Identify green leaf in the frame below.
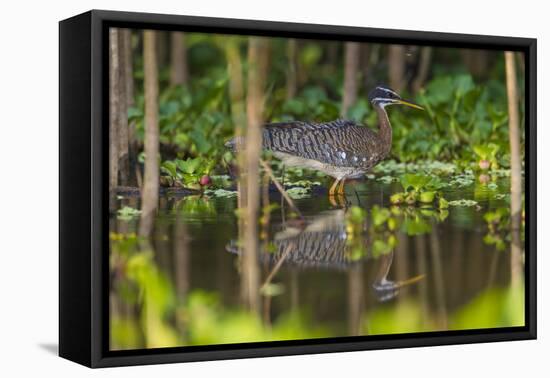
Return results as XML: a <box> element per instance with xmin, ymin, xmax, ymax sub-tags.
<box><xmin>419</xmin><ymin>191</ymin><xmax>436</xmax><ymax>203</ymax></box>
<box><xmin>161</xmin><ymin>161</ymin><xmax>178</xmax><ymax>178</ymax></box>
<box><xmin>454</xmin><ymin>74</ymin><xmax>475</xmax><ymax>97</ymax></box>
<box><xmin>189</xmin><ymin>129</ymin><xmax>212</xmax><ymax>154</ymax></box>
<box><xmin>347</xmin><ymin>98</ymin><xmax>370</xmax><ymax>121</ymax></box>
<box><xmin>400</xmin><ymin>173</ymin><xmax>431</xmax><ymax>192</ymax></box>
<box><xmin>371</xmin><ymin>206</ymin><xmax>391</xmax><ymax>227</ymax></box>
<box><xmin>176</xmin><ymin>157</ymin><xmax>202</xmax><ymax>174</ymax></box>
<box><xmin>159</xmin><ymin>100</ymin><xmax>180</xmax><ymax>117</ymax></box>
<box><xmin>300</xmin><ymin>44</ymin><xmax>323</xmax><ymax>67</ymax></box>
<box><xmin>390</xmin><ymin>193</ymin><xmax>405</xmax><ymax>205</ymax></box>
<box><xmin>372</xmin><ymin>240</ymin><xmax>393</xmax><ymax>257</ymax></box>
<box><xmin>425</xmin><ymin>76</ymin><xmax>454</xmax><ymax>105</ymax></box>
<box><xmin>347</xmin><ymin>206</ymin><xmax>367</xmax><ymax>224</ymax></box>
<box><xmin>403</xmin><ymin>217</ymin><xmax>432</xmax><ymax>236</ymax></box>
<box><xmin>473</xmin><ymin>145</ymin><xmax>492</xmax><ymax>159</ymax></box>
<box><xmin>127</xmin><ymin>106</ymin><xmax>143</xmax><ymax>120</ymax></box>
<box><xmin>283</xmin><ymin>98</ymin><xmax>306</xmax><ymax>115</ymax></box>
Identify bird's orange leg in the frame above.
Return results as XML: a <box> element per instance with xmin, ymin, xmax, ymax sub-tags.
<box><xmin>329</xmin><ymin>179</ymin><xmax>340</xmax><ymax>197</ymax></box>
<box><xmin>336</xmin><ymin>179</ymin><xmax>347</xmax><ymax>207</ymax></box>
<box><xmin>337</xmin><ymin>178</ymin><xmax>347</xmax><ymax>196</ymax></box>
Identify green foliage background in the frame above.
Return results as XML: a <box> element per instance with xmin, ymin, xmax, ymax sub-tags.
<box><xmin>126</xmin><ymin>33</ymin><xmax>524</xmax><ymax>183</ymax></box>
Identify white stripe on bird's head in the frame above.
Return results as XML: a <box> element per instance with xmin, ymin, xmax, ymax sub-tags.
<box><xmin>370</xmin><ymin>97</ymin><xmax>399</xmax><ymax>108</ymax></box>
<box><xmin>376</xmin><ymin>86</ymin><xmax>401</xmax><ymax>98</ymax></box>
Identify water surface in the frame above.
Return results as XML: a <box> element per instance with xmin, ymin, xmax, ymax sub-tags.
<box><xmin>109</xmin><ymin>177</ymin><xmax>524</xmax><ymax>350</ymax></box>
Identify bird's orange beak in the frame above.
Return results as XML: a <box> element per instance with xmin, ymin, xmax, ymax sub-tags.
<box><xmin>397</xmin><ymin>99</ymin><xmax>424</xmax><ymax>110</ymax></box>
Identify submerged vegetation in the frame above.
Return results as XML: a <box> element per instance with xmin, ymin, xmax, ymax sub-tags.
<box><xmin>107</xmin><ymin>28</ymin><xmax>526</xmax><ymax>350</ymax></box>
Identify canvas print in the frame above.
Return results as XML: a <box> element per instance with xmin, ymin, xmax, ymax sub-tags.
<box><xmin>108</xmin><ymin>27</ymin><xmax>526</xmax><ymax>351</ymax></box>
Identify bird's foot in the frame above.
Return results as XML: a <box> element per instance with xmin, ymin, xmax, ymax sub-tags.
<box><xmin>337</xmin><ymin>194</ymin><xmax>348</xmax><ymax>208</ymax></box>
<box><xmin>328</xmin><ymin>193</ymin><xmax>348</xmax><ymax>208</ymax></box>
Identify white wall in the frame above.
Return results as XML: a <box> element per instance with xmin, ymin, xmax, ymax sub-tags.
<box><xmin>0</xmin><ymin>0</ymin><xmax>546</xmax><ymax>376</ymax></box>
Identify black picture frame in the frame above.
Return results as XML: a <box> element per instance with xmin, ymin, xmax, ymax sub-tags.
<box><xmin>59</xmin><ymin>9</ymin><xmax>537</xmax><ymax>368</ymax></box>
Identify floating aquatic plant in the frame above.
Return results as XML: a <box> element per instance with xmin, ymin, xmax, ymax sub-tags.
<box><xmin>286</xmin><ymin>187</ymin><xmax>311</xmax><ymax>199</ymax></box>
<box><xmin>473</xmin><ymin>143</ymin><xmax>500</xmax><ymax>171</ymax></box>
<box><xmin>377</xmin><ymin>175</ymin><xmax>397</xmax><ymax>184</ymax></box>
<box><xmin>390</xmin><ymin>173</ymin><xmax>447</xmax><ymax>207</ymax></box>
<box><xmin>117</xmin><ymin>206</ymin><xmax>142</xmax><ymax>221</ymax></box>
<box><xmin>448</xmin><ymin>199</ymin><xmax>478</xmax><ymax>207</ymax></box>
<box><xmin>204</xmin><ymin>188</ymin><xmax>238</xmax><ymax>198</ymax></box>
<box><xmin>161</xmin><ymin>157</ymin><xmax>216</xmax><ymax>189</ymax></box>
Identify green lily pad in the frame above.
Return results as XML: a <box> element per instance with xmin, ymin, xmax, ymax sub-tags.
<box><xmin>205</xmin><ymin>189</ymin><xmax>238</xmax><ymax>198</ymax></box>
<box><xmin>448</xmin><ymin>199</ymin><xmax>478</xmax><ymax>207</ymax></box>
<box><xmin>287</xmin><ymin>187</ymin><xmax>311</xmax><ymax>199</ymax></box>
<box><xmin>117</xmin><ymin>206</ymin><xmax>142</xmax><ymax>221</ymax></box>
<box><xmin>377</xmin><ymin>176</ymin><xmax>396</xmax><ymax>184</ymax></box>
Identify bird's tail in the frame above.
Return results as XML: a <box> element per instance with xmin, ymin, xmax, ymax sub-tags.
<box><xmin>224</xmin><ymin>136</ymin><xmax>245</xmax><ymax>152</ymax></box>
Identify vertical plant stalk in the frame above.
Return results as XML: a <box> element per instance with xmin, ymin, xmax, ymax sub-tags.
<box><xmin>117</xmin><ymin>30</ymin><xmax>130</xmax><ymax>187</ymax></box>
<box><xmin>429</xmin><ymin>223</ymin><xmax>448</xmax><ymax>329</ymax></box>
<box><xmin>156</xmin><ymin>32</ymin><xmax>169</xmax><ymax>71</ymax></box>
<box><xmin>260</xmin><ymin>172</ymin><xmax>271</xmax><ymax>249</ymax></box>
<box><xmin>505</xmin><ymin>51</ymin><xmax>523</xmax><ymax>286</ymax></box>
<box><xmin>109</xmin><ymin>28</ymin><xmax>120</xmax><ymax>209</ymax></box>
<box><xmin>174</xmin><ymin>214</ymin><xmax>190</xmax><ymax>298</ymax></box>
<box><xmin>415</xmin><ymin>235</ymin><xmax>430</xmax><ymax>324</ymax></box>
<box><xmin>286</xmin><ymin>39</ymin><xmax>297</xmax><ymax>100</ymax></box>
<box><xmin>347</xmin><ymin>264</ymin><xmax>364</xmax><ymax>336</ymax></box>
<box><xmin>361</xmin><ymin>44</ymin><xmax>371</xmax><ymax>93</ymax></box>
<box><xmin>121</xmin><ymin>29</ymin><xmax>139</xmax><ymax>187</ymax></box>
<box><xmin>412</xmin><ymin>47</ymin><xmax>432</xmax><ymax>93</ymax></box>
<box><xmin>366</xmin><ymin>45</ymin><xmax>381</xmax><ymax>92</ymax></box>
<box><xmin>388</xmin><ymin>45</ymin><xmax>406</xmax><ymax>92</ymax></box>
<box><xmin>261</xmin><ymin>242</ymin><xmax>294</xmax><ymax>290</ymax></box>
<box><xmin>170</xmin><ymin>31</ymin><xmax>189</xmax><ymax>86</ymax></box>
<box><xmin>260</xmin><ymin>172</ymin><xmax>272</xmax><ymax>326</ymax></box>
<box><xmin>241</xmin><ymin>37</ymin><xmax>269</xmax><ymax>313</ymax></box>
<box><xmin>342</xmin><ymin>42</ymin><xmax>360</xmax><ymax>117</ymax></box>
<box><xmin>174</xmin><ymin>211</ymin><xmax>190</xmax><ymax>337</ymax></box>
<box><xmin>224</xmin><ymin>40</ymin><xmax>246</xmax><ymax>196</ymax></box>
<box><xmin>449</xmin><ymin>230</ymin><xmax>464</xmax><ymax>305</ymax></box>
<box><xmin>224</xmin><ymin>39</ymin><xmax>247</xmax><ymax>299</ymax></box>
<box><xmin>395</xmin><ymin>232</ymin><xmax>409</xmax><ymax>285</ymax></box>
<box><xmin>290</xmin><ymin>268</ymin><xmax>299</xmax><ymax>312</ymax></box>
<box><xmin>461</xmin><ymin>49</ymin><xmax>490</xmax><ymax>78</ymax></box>
<box><xmin>139</xmin><ymin>30</ymin><xmax>160</xmax><ymax>237</ymax></box>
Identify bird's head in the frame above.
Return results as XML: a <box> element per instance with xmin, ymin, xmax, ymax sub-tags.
<box><xmin>372</xmin><ymin>274</ymin><xmax>426</xmax><ymax>302</ymax></box>
<box><xmin>368</xmin><ymin>85</ymin><xmax>424</xmax><ymax>110</ymax></box>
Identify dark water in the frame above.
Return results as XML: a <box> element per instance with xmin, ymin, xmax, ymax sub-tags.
<box><xmin>109</xmin><ymin>178</ymin><xmax>524</xmax><ymax>350</ymax></box>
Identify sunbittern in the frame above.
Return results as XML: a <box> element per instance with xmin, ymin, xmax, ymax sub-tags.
<box><xmin>226</xmin><ymin>85</ymin><xmax>423</xmax><ymax>198</ymax></box>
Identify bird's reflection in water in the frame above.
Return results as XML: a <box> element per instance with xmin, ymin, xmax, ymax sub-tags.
<box><xmin>372</xmin><ymin>251</ymin><xmax>425</xmax><ymax>302</ymax></box>
<box><xmin>227</xmin><ymin>209</ymin><xmax>424</xmax><ymax>302</ymax></box>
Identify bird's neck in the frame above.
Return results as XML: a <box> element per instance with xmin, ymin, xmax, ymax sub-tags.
<box><xmin>375</xmin><ymin>105</ymin><xmax>392</xmax><ymax>156</ymax></box>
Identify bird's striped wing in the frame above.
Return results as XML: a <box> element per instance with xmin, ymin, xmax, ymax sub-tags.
<box><xmin>262</xmin><ymin>119</ymin><xmax>380</xmax><ymax>167</ymax></box>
